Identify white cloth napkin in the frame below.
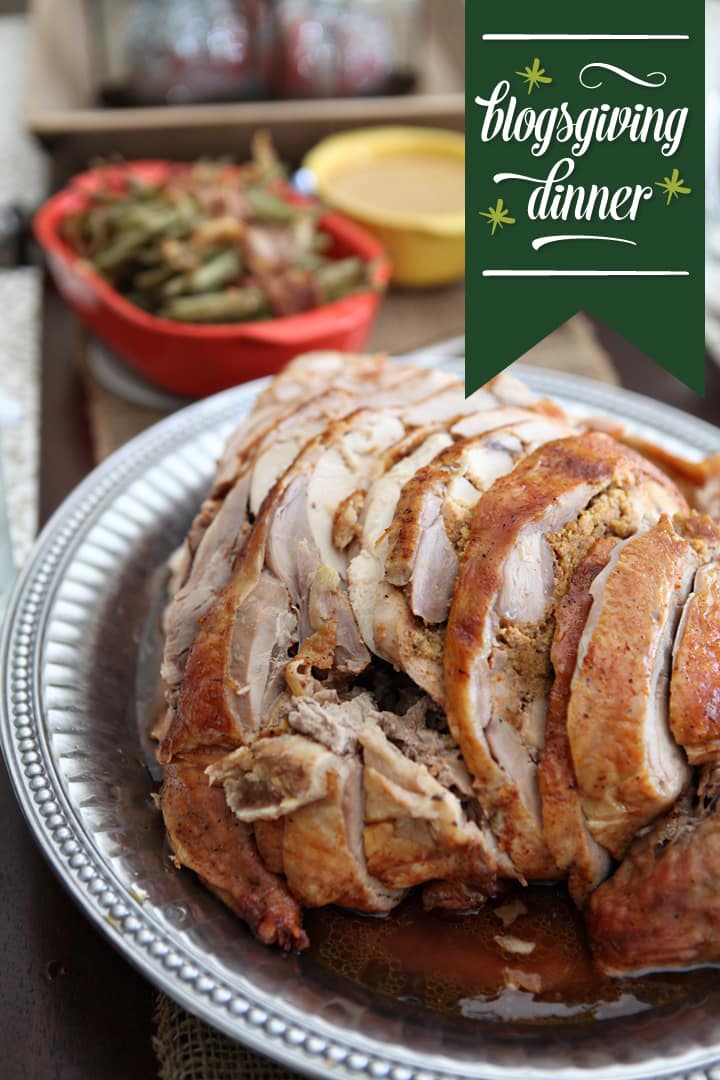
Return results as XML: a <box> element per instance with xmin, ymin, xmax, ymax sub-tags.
<box><xmin>0</xmin><ymin>15</ymin><xmax>46</xmax><ymax>568</ymax></box>
<box><xmin>0</xmin><ymin>267</ymin><xmax>41</xmax><ymax>568</ymax></box>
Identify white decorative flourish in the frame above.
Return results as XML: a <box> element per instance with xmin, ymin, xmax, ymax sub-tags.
<box><xmin>483</xmin><ymin>270</ymin><xmax>689</xmax><ymax>277</ymax></box>
<box><xmin>532</xmin><ymin>235</ymin><xmax>638</xmax><ymax>250</ymax></box>
<box><xmin>483</xmin><ymin>34</ymin><xmax>689</xmax><ymax>41</ymax></box>
<box><xmin>579</xmin><ymin>62</ymin><xmax>667</xmax><ymax>89</ymax></box>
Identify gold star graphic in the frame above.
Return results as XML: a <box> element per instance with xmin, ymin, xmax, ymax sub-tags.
<box><xmin>655</xmin><ymin>168</ymin><xmax>692</xmax><ymax>206</ymax></box>
<box><xmin>515</xmin><ymin>57</ymin><xmax>553</xmax><ymax>95</ymax></box>
<box><xmin>480</xmin><ymin>198</ymin><xmax>516</xmax><ymax>236</ymax></box>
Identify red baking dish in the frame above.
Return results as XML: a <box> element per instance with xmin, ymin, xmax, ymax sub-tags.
<box><xmin>34</xmin><ymin>161</ymin><xmax>391</xmax><ymax>398</ymax></box>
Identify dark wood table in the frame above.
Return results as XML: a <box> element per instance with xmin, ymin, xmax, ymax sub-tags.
<box><xmin>1</xmin><ymin>279</ymin><xmax>158</xmax><ymax>1080</ymax></box>
<box><xmin>1</xmin><ymin>269</ymin><xmax>719</xmax><ymax>1079</ymax></box>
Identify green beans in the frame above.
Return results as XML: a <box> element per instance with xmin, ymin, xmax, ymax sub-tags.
<box><xmin>93</xmin><ymin>228</ymin><xmax>151</xmax><ymax>271</ymax></box>
<box><xmin>186</xmin><ymin>249</ymin><xmax>243</xmax><ymax>294</ymax></box>
<box><xmin>158</xmin><ymin>249</ymin><xmax>243</xmax><ymax>299</ymax></box>
<box><xmin>246</xmin><ymin>188</ymin><xmax>300</xmax><ymax>222</ymax></box>
<box><xmin>59</xmin><ymin>143</ymin><xmax>374</xmax><ymax>324</ymax></box>
<box><xmin>315</xmin><ymin>256</ymin><xmax>367</xmax><ymax>301</ymax></box>
<box><xmin>160</xmin><ymin>287</ymin><xmax>268</xmax><ymax>323</ymax></box>
<box><xmin>132</xmin><ymin>262</ymin><xmax>178</xmax><ymax>290</ymax></box>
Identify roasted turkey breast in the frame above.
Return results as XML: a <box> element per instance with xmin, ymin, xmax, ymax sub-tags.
<box><xmin>157</xmin><ymin>351</ymin><xmax>720</xmax><ymax>968</ymax></box>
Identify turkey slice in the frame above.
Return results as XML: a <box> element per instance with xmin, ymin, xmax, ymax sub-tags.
<box><xmin>348</xmin><ymin>430</ymin><xmax>454</xmax><ymax>654</ymax></box>
<box><xmin>210</xmin><ymin>697</ymin><xmax>406</xmax><ymax>913</ymax></box>
<box><xmin>539</xmin><ymin>538</ymin><xmax>616</xmax><ymax>905</ymax></box>
<box><xmin>568</xmin><ymin>516</ymin><xmax>698</xmax><ymax>859</ymax></box>
<box><xmin>669</xmin><ymin>516</ymin><xmax>720</xmax><ymax>764</ymax></box>
<box><xmin>283</xmin><ymin>754</ymin><xmax>405</xmax><ymax>912</ymax></box>
<box><xmin>161</xmin><ymin>388</ymin><xmax>356</xmax><ymax>697</ymax></box>
<box><xmin>387</xmin><ymin>417</ymin><xmax>578</xmax><ymax>622</ymax></box>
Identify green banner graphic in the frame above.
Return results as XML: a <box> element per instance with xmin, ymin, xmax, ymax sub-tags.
<box><xmin>466</xmin><ymin>0</ymin><xmax>705</xmax><ymax>393</ymax></box>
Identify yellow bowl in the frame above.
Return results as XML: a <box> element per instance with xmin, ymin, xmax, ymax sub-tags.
<box><xmin>303</xmin><ymin>126</ymin><xmax>465</xmax><ymax>288</ymax></box>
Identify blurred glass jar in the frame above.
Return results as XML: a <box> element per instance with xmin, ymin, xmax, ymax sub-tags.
<box><xmin>275</xmin><ymin>0</ymin><xmax>424</xmax><ymax>99</ymax></box>
<box><xmin>90</xmin><ymin>0</ymin><xmax>276</xmax><ymax>106</ymax></box>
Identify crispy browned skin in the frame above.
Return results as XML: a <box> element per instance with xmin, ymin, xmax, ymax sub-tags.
<box><xmin>384</xmin><ymin>440</ymin><xmax>471</xmax><ymax>592</ymax></box>
<box><xmin>161</xmin><ymin>757</ymin><xmax>308</xmax><ymax>950</ymax></box>
<box><xmin>160</xmin><ymin>526</ymin><xmax>267</xmax><ymax>761</ymax></box>
<box><xmin>586</xmin><ymin>768</ymin><xmax>720</xmax><ymax>975</ymax></box>
<box><xmin>671</xmin><ymin>562</ymin><xmax>720</xmax><ymax>764</ymax></box>
<box><xmin>619</xmin><ymin>435</ymin><xmax>710</xmax><ymax>501</ymax></box>
<box><xmin>539</xmin><ymin>538</ymin><xmax>616</xmax><ymax>904</ymax></box>
<box><xmin>421</xmin><ymin>880</ymin><xmax>489</xmax><ymax>913</ymax></box>
<box><xmin>253</xmin><ymin>819</ymin><xmax>286</xmax><ymax>875</ymax></box>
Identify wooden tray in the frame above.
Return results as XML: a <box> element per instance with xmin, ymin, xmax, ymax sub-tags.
<box><xmin>25</xmin><ymin>0</ymin><xmax>463</xmax><ymax>171</ymax></box>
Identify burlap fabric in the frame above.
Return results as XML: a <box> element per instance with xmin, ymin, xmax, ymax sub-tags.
<box><xmin>80</xmin><ymin>305</ymin><xmax>617</xmax><ymax>1078</ymax></box>
<box><xmin>153</xmin><ymin>995</ymin><xmax>299</xmax><ymax>1080</ymax></box>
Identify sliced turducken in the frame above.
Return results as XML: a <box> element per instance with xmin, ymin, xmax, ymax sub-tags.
<box><xmin>444</xmin><ymin>433</ymin><xmax>688</xmax><ymax>880</ymax></box>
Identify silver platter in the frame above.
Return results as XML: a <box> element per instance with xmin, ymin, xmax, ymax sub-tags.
<box><xmin>3</xmin><ymin>359</ymin><xmax>720</xmax><ymax>1080</ymax></box>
